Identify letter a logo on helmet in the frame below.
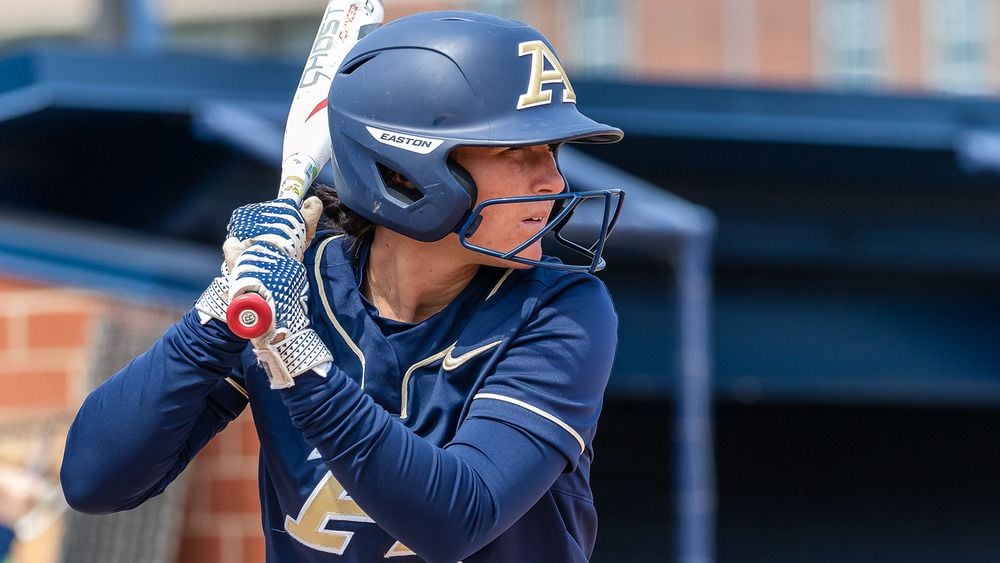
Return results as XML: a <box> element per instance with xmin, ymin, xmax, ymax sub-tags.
<box><xmin>516</xmin><ymin>40</ymin><xmax>577</xmax><ymax>110</ymax></box>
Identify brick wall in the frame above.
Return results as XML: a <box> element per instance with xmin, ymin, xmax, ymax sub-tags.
<box><xmin>0</xmin><ymin>273</ymin><xmax>263</xmax><ymax>563</ymax></box>
<box><xmin>0</xmin><ymin>277</ymin><xmax>97</xmax><ymax>416</ymax></box>
<box><xmin>178</xmin><ymin>411</ymin><xmax>263</xmax><ymax>563</ymax></box>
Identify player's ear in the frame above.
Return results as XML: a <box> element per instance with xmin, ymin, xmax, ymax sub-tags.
<box><xmin>380</xmin><ymin>167</ymin><xmax>416</xmax><ymax>191</ymax></box>
<box><xmin>377</xmin><ymin>165</ymin><xmax>426</xmax><ymax>207</ymax></box>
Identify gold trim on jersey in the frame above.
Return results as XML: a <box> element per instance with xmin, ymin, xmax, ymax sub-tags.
<box><xmin>384</xmin><ymin>542</ymin><xmax>417</xmax><ymax>557</ymax></box>
<box><xmin>315</xmin><ymin>235</ymin><xmax>368</xmax><ymax>389</ymax></box>
<box><xmin>224</xmin><ymin>377</ymin><xmax>249</xmax><ymax>399</ymax></box>
<box><xmin>399</xmin><ymin>346</ymin><xmax>451</xmax><ymax>420</ymax></box>
<box><xmin>486</xmin><ymin>268</ymin><xmax>513</xmax><ymax>301</ymax></box>
<box><xmin>400</xmin><ymin>338</ymin><xmax>502</xmax><ymax>419</ymax></box>
<box><xmin>472</xmin><ymin>393</ymin><xmax>586</xmax><ymax>454</ymax></box>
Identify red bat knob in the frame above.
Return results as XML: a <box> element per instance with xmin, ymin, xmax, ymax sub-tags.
<box><xmin>227</xmin><ymin>293</ymin><xmax>273</xmax><ymax>340</ymax></box>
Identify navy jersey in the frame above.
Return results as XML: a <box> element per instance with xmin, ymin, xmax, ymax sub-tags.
<box><xmin>62</xmin><ymin>232</ymin><xmax>618</xmax><ymax>562</ymax></box>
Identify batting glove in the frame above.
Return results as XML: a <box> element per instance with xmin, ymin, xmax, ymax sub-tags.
<box><xmin>194</xmin><ymin>262</ymin><xmax>233</xmax><ymax>325</ymax></box>
<box><xmin>230</xmin><ymin>242</ymin><xmax>332</xmax><ymax>389</ymax></box>
<box><xmin>223</xmin><ymin>196</ymin><xmax>324</xmax><ymax>270</ymax></box>
<box><xmin>197</xmin><ymin>196</ymin><xmax>323</xmax><ymax>326</ymax></box>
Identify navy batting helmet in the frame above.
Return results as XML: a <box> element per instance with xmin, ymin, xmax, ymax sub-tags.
<box><xmin>327</xmin><ymin>10</ymin><xmax>624</xmax><ymax>271</ymax></box>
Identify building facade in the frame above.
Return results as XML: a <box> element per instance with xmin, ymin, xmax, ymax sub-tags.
<box><xmin>2</xmin><ymin>0</ymin><xmax>999</xmax><ymax>95</ymax></box>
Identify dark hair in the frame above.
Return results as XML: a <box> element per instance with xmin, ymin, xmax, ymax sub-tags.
<box><xmin>307</xmin><ymin>183</ymin><xmax>374</xmax><ymax>244</ymax></box>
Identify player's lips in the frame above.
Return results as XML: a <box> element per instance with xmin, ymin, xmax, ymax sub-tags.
<box><xmin>521</xmin><ymin>207</ymin><xmax>552</xmax><ymax>225</ymax></box>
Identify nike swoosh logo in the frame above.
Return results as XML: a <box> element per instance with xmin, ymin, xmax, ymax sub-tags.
<box><xmin>442</xmin><ymin>340</ymin><xmax>502</xmax><ymax>371</ymax></box>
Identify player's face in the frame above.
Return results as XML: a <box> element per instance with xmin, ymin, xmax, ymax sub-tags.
<box><xmin>450</xmin><ymin>144</ymin><xmax>565</xmax><ymax>267</ymax></box>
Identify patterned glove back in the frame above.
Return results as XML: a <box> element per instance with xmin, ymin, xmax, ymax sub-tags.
<box><xmin>194</xmin><ymin>262</ymin><xmax>232</xmax><ymax>325</ymax></box>
<box><xmin>227</xmin><ymin>198</ymin><xmax>311</xmax><ymax>262</ymax></box>
<box><xmin>230</xmin><ymin>242</ymin><xmax>333</xmax><ymax>388</ymax></box>
<box><xmin>230</xmin><ymin>243</ymin><xmax>310</xmax><ymax>334</ymax></box>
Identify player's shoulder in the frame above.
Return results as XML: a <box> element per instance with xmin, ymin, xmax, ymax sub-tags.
<box><xmin>301</xmin><ymin>231</ymin><xmax>360</xmax><ymax>291</ymax></box>
<box><xmin>492</xmin><ymin>258</ymin><xmax>616</xmax><ymax>324</ymax></box>
<box><xmin>507</xmin><ymin>257</ymin><xmax>613</xmax><ymax>300</ymax></box>
<box><xmin>303</xmin><ymin>230</ymin><xmax>355</xmax><ymax>265</ymax></box>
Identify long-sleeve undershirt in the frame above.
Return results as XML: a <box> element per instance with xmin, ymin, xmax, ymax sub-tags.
<box><xmin>62</xmin><ymin>312</ymin><xmax>569</xmax><ymax>562</ymax></box>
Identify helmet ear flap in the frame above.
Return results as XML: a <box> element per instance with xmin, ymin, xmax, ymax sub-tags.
<box><xmin>447</xmin><ymin>159</ymin><xmax>478</xmax><ymax>203</ymax></box>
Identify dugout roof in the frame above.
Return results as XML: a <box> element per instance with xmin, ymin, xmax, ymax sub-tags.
<box><xmin>0</xmin><ymin>46</ymin><xmax>711</xmax><ymax>302</ymax></box>
<box><xmin>5</xmin><ymin>46</ymin><xmax>1000</xmax><ymax>274</ymax></box>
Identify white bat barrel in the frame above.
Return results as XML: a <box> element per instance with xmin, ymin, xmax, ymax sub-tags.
<box><xmin>227</xmin><ymin>0</ymin><xmax>384</xmax><ymax>340</ymax></box>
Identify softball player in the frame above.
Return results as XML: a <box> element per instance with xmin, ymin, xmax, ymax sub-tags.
<box><xmin>63</xmin><ymin>11</ymin><xmax>624</xmax><ymax>562</ymax></box>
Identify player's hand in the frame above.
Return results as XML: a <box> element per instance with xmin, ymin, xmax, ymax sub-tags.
<box><xmin>194</xmin><ymin>262</ymin><xmax>233</xmax><ymax>325</ymax></box>
<box><xmin>222</xmin><ymin>196</ymin><xmax>324</xmax><ymax>271</ymax></box>
<box><xmin>230</xmin><ymin>242</ymin><xmax>332</xmax><ymax>389</ymax></box>
<box><xmin>197</xmin><ymin>196</ymin><xmax>323</xmax><ymax>326</ymax></box>
<box><xmin>0</xmin><ymin>464</ymin><xmax>43</xmax><ymax>526</ymax></box>
<box><xmin>0</xmin><ymin>464</ymin><xmax>64</xmax><ymax>542</ymax></box>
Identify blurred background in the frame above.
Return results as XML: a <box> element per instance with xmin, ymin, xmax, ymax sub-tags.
<box><xmin>3</xmin><ymin>0</ymin><xmax>1000</xmax><ymax>562</ymax></box>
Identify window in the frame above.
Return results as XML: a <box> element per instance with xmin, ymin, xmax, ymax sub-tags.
<box><xmin>925</xmin><ymin>0</ymin><xmax>991</xmax><ymax>94</ymax></box>
<box><xmin>819</xmin><ymin>0</ymin><xmax>887</xmax><ymax>88</ymax></box>
<box><xmin>570</xmin><ymin>0</ymin><xmax>627</xmax><ymax>76</ymax></box>
<box><xmin>468</xmin><ymin>0</ymin><xmax>522</xmax><ymax>20</ymax></box>
<box><xmin>169</xmin><ymin>18</ymin><xmax>319</xmax><ymax>59</ymax></box>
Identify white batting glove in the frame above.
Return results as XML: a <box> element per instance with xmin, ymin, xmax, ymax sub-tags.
<box><xmin>230</xmin><ymin>242</ymin><xmax>332</xmax><ymax>389</ymax></box>
<box><xmin>195</xmin><ymin>196</ymin><xmax>323</xmax><ymax>326</ymax></box>
<box><xmin>194</xmin><ymin>262</ymin><xmax>233</xmax><ymax>325</ymax></box>
<box><xmin>223</xmin><ymin>196</ymin><xmax>324</xmax><ymax>271</ymax></box>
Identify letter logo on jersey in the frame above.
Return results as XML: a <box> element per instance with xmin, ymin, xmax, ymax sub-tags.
<box><xmin>516</xmin><ymin>40</ymin><xmax>578</xmax><ymax>110</ymax></box>
<box><xmin>366</xmin><ymin>126</ymin><xmax>443</xmax><ymax>154</ymax></box>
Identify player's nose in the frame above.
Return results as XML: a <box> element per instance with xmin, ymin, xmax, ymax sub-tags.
<box><xmin>529</xmin><ymin>150</ymin><xmax>564</xmax><ymax>195</ymax></box>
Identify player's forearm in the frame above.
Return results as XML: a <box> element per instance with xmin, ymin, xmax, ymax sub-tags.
<box><xmin>61</xmin><ymin>309</ymin><xmax>247</xmax><ymax>514</ymax></box>
<box><xmin>281</xmin><ymin>371</ymin><xmax>565</xmax><ymax>562</ymax></box>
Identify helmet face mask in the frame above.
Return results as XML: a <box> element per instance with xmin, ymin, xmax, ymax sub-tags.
<box><xmin>328</xmin><ymin>10</ymin><xmax>624</xmax><ymax>270</ymax></box>
<box><xmin>459</xmin><ymin>189</ymin><xmax>625</xmax><ymax>273</ymax></box>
